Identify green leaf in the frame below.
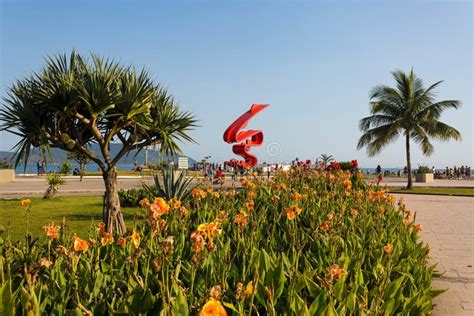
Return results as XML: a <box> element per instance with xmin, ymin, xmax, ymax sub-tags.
<box><xmin>171</xmin><ymin>288</ymin><xmax>189</xmax><ymax>316</ymax></box>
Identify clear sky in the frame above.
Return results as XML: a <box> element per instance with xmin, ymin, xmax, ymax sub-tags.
<box><xmin>1</xmin><ymin>0</ymin><xmax>472</xmax><ymax>168</ymax></box>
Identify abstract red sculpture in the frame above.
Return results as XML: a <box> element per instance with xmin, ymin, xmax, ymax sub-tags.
<box><xmin>223</xmin><ymin>104</ymin><xmax>269</xmax><ymax>168</ymax></box>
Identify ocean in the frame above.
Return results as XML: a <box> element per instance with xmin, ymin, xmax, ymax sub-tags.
<box><xmin>15</xmin><ymin>163</ymin><xmax>136</xmax><ymax>174</ymax></box>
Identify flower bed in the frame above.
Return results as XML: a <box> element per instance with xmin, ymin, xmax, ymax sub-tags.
<box><xmin>0</xmin><ymin>168</ymin><xmax>438</xmax><ymax>314</ymax></box>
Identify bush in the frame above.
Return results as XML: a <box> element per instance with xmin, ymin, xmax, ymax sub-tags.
<box><xmin>0</xmin><ymin>168</ymin><xmax>438</xmax><ymax>314</ymax></box>
<box><xmin>0</xmin><ymin>160</ymin><xmax>12</xmax><ymax>169</ymax></box>
<box><xmin>417</xmin><ymin>165</ymin><xmax>432</xmax><ymax>174</ymax></box>
<box><xmin>143</xmin><ymin>166</ymin><xmax>194</xmax><ymax>201</ymax></box>
<box><xmin>59</xmin><ymin>161</ymin><xmax>72</xmax><ymax>175</ymax></box>
<box><xmin>118</xmin><ymin>188</ymin><xmax>150</xmax><ymax>207</ymax></box>
<box><xmin>43</xmin><ymin>173</ymin><xmax>65</xmax><ymax>199</ymax></box>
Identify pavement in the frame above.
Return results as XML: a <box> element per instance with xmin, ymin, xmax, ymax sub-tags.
<box><xmin>0</xmin><ymin>176</ymin><xmax>154</xmax><ymax>198</ymax></box>
<box><xmin>395</xmin><ymin>194</ymin><xmax>474</xmax><ymax>315</ymax></box>
<box><xmin>381</xmin><ymin>177</ymin><xmax>474</xmax><ymax>188</ymax></box>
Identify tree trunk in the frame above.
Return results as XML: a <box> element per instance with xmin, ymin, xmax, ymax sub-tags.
<box><xmin>405</xmin><ymin>133</ymin><xmax>413</xmax><ymax>190</ymax></box>
<box><xmin>103</xmin><ymin>167</ymin><xmax>127</xmax><ymax>235</ymax></box>
<box><xmin>79</xmin><ymin>162</ymin><xmax>84</xmax><ymax>182</ymax></box>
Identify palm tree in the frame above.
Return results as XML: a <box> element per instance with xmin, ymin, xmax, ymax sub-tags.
<box><xmin>357</xmin><ymin>69</ymin><xmax>461</xmax><ymax>189</ymax></box>
<box><xmin>0</xmin><ymin>51</ymin><xmax>196</xmax><ymax>234</ymax></box>
<box><xmin>319</xmin><ymin>154</ymin><xmax>335</xmax><ymax>167</ymax></box>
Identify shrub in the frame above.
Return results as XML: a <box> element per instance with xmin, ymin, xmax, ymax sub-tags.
<box><xmin>43</xmin><ymin>173</ymin><xmax>65</xmax><ymax>199</ymax></box>
<box><xmin>59</xmin><ymin>161</ymin><xmax>72</xmax><ymax>175</ymax></box>
<box><xmin>0</xmin><ymin>168</ymin><xmax>439</xmax><ymax>314</ymax></box>
<box><xmin>118</xmin><ymin>188</ymin><xmax>150</xmax><ymax>207</ymax></box>
<box><xmin>143</xmin><ymin>166</ymin><xmax>194</xmax><ymax>201</ymax></box>
<box><xmin>0</xmin><ymin>160</ymin><xmax>12</xmax><ymax>169</ymax></box>
<box><xmin>417</xmin><ymin>165</ymin><xmax>432</xmax><ymax>174</ymax></box>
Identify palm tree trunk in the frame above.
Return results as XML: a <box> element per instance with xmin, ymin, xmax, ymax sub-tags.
<box><xmin>79</xmin><ymin>162</ymin><xmax>84</xmax><ymax>182</ymax></box>
<box><xmin>103</xmin><ymin>167</ymin><xmax>127</xmax><ymax>235</ymax></box>
<box><xmin>405</xmin><ymin>133</ymin><xmax>413</xmax><ymax>189</ymax></box>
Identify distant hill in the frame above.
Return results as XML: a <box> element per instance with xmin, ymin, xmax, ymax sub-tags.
<box><xmin>0</xmin><ymin>143</ymin><xmax>196</xmax><ymax>167</ymax></box>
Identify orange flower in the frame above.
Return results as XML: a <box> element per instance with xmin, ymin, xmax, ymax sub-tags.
<box><xmin>413</xmin><ymin>224</ymin><xmax>422</xmax><ymax>232</ymax></box>
<box><xmin>139</xmin><ymin>198</ymin><xmax>150</xmax><ymax>207</ymax></box>
<box><xmin>101</xmin><ymin>232</ymin><xmax>114</xmax><ymax>246</ymax></box>
<box><xmin>403</xmin><ymin>210</ymin><xmax>412</xmax><ymax>218</ymax></box>
<box><xmin>190</xmin><ymin>230</ymin><xmax>206</xmax><ymax>254</ymax></box>
<box><xmin>244</xmin><ymin>200</ymin><xmax>254</xmax><ymax>210</ymax></box>
<box><xmin>283</xmin><ymin>205</ymin><xmax>302</xmax><ymax>220</ymax></box>
<box><xmin>43</xmin><ymin>222</ymin><xmax>60</xmax><ymax>239</ymax></box>
<box><xmin>193</xmin><ymin>188</ymin><xmax>207</xmax><ymax>199</ymax></box>
<box><xmin>384</xmin><ymin>243</ymin><xmax>393</xmax><ymax>254</ymax></box>
<box><xmin>350</xmin><ymin>209</ymin><xmax>358</xmax><ymax>217</ymax></box>
<box><xmin>201</xmin><ymin>299</ymin><xmax>227</xmax><ymax>316</ymax></box>
<box><xmin>234</xmin><ymin>213</ymin><xmax>248</xmax><ymax>227</ymax></box>
<box><xmin>378</xmin><ymin>205</ymin><xmax>385</xmax><ymax>214</ymax></box>
<box><xmin>293</xmin><ymin>192</ymin><xmax>304</xmax><ymax>201</ymax></box>
<box><xmin>73</xmin><ymin>234</ymin><xmax>89</xmax><ymax>252</ymax></box>
<box><xmin>403</xmin><ymin>219</ymin><xmax>411</xmax><ymax>227</ymax></box>
<box><xmin>329</xmin><ymin>264</ymin><xmax>347</xmax><ymax>279</ymax></box>
<box><xmin>150</xmin><ymin>198</ymin><xmax>170</xmax><ymax>218</ymax></box>
<box><xmin>117</xmin><ymin>237</ymin><xmax>126</xmax><ymax>246</ymax></box>
<box><xmin>39</xmin><ymin>258</ymin><xmax>53</xmax><ymax>268</ymax></box>
<box><xmin>327</xmin><ymin>213</ymin><xmax>334</xmax><ymax>221</ymax></box>
<box><xmin>169</xmin><ymin>198</ymin><xmax>181</xmax><ymax>209</ymax></box>
<box><xmin>20</xmin><ymin>199</ymin><xmax>31</xmax><ymax>207</ymax></box>
<box><xmin>248</xmin><ymin>191</ymin><xmax>256</xmax><ymax>199</ymax></box>
<box><xmin>131</xmin><ymin>230</ymin><xmax>140</xmax><ymax>249</ymax></box>
<box><xmin>320</xmin><ymin>221</ymin><xmax>330</xmax><ymax>231</ymax></box>
<box><xmin>285</xmin><ymin>210</ymin><xmax>296</xmax><ymax>221</ymax></box>
<box><xmin>343</xmin><ymin>178</ymin><xmax>352</xmax><ymax>190</ymax></box>
<box><xmin>96</xmin><ymin>222</ymin><xmax>106</xmax><ymax>234</ymax></box>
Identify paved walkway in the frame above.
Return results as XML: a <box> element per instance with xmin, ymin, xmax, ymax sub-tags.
<box><xmin>397</xmin><ymin>194</ymin><xmax>474</xmax><ymax>315</ymax></box>
<box><xmin>380</xmin><ymin>177</ymin><xmax>474</xmax><ymax>188</ymax></box>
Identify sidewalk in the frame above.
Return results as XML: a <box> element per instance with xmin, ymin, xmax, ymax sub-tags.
<box><xmin>397</xmin><ymin>194</ymin><xmax>474</xmax><ymax>315</ymax></box>
<box><xmin>0</xmin><ymin>176</ymin><xmax>154</xmax><ymax>198</ymax></box>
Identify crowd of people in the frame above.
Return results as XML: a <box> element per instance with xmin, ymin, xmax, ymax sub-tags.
<box><xmin>441</xmin><ymin>165</ymin><xmax>471</xmax><ymax>179</ymax></box>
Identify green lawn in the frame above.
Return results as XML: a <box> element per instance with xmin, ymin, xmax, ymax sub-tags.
<box><xmin>0</xmin><ymin>196</ymin><xmax>142</xmax><ymax>241</ymax></box>
<box><xmin>388</xmin><ymin>187</ymin><xmax>474</xmax><ymax>196</ymax></box>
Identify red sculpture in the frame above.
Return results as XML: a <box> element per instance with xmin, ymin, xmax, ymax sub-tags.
<box><xmin>223</xmin><ymin>104</ymin><xmax>269</xmax><ymax>168</ymax></box>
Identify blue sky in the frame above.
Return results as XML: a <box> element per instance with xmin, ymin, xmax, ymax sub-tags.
<box><xmin>1</xmin><ymin>0</ymin><xmax>472</xmax><ymax>168</ymax></box>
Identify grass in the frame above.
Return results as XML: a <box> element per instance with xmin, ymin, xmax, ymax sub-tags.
<box><xmin>388</xmin><ymin>187</ymin><xmax>474</xmax><ymax>196</ymax></box>
<box><xmin>0</xmin><ymin>196</ymin><xmax>142</xmax><ymax>241</ymax></box>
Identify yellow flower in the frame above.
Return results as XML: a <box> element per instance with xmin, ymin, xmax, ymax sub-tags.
<box><xmin>384</xmin><ymin>243</ymin><xmax>393</xmax><ymax>254</ymax></box>
<box><xmin>43</xmin><ymin>222</ymin><xmax>60</xmax><ymax>239</ymax></box>
<box><xmin>243</xmin><ymin>281</ymin><xmax>255</xmax><ymax>297</ymax></box>
<box><xmin>131</xmin><ymin>230</ymin><xmax>141</xmax><ymax>249</ymax></box>
<box><xmin>20</xmin><ymin>199</ymin><xmax>31</xmax><ymax>207</ymax></box>
<box><xmin>73</xmin><ymin>234</ymin><xmax>89</xmax><ymax>252</ymax></box>
<box><xmin>201</xmin><ymin>299</ymin><xmax>227</xmax><ymax>316</ymax></box>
